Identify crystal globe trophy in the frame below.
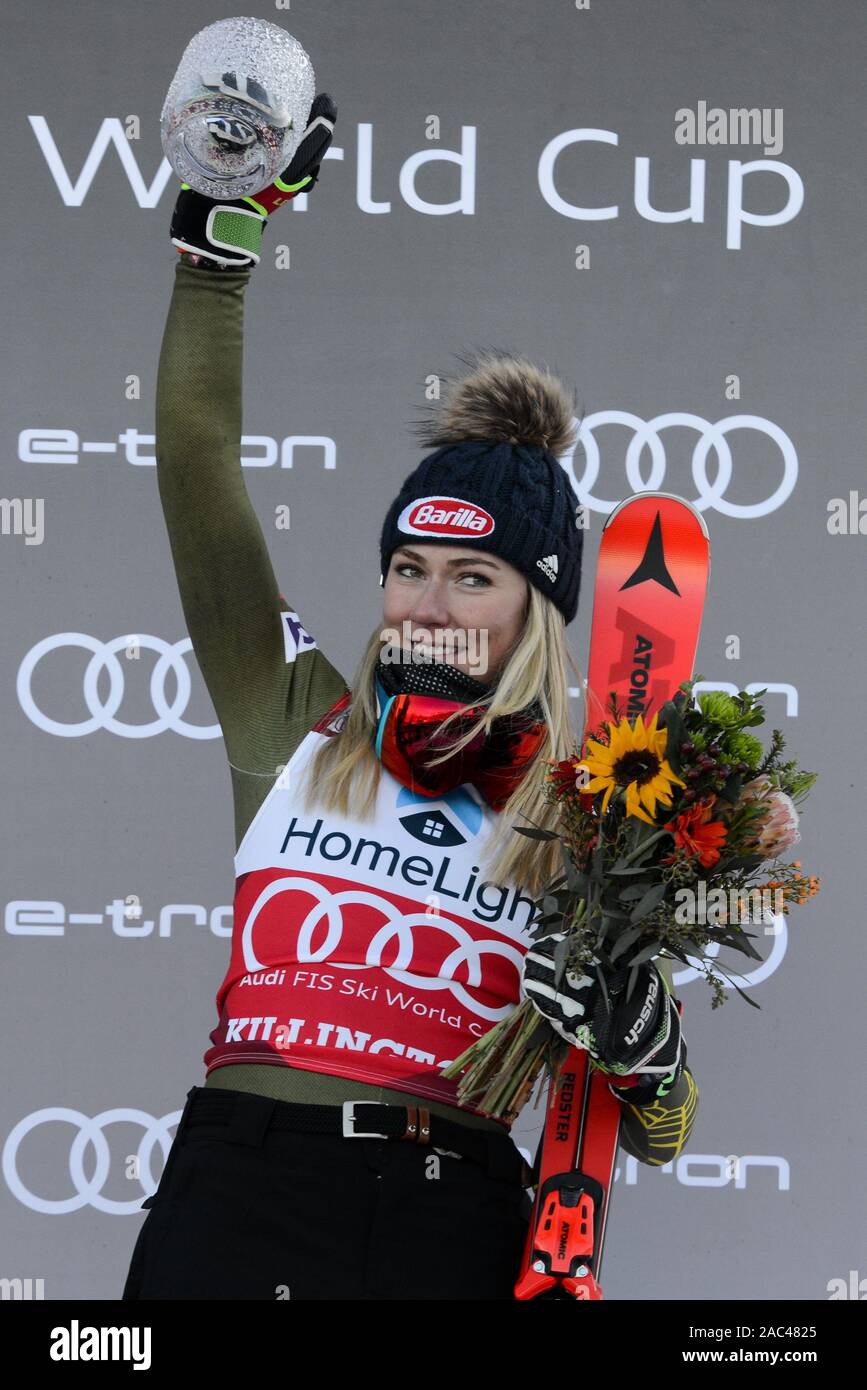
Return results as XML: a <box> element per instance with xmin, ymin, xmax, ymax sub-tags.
<box><xmin>160</xmin><ymin>16</ymin><xmax>316</xmax><ymax>201</ymax></box>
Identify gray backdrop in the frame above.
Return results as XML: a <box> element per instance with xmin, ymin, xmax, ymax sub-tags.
<box><xmin>2</xmin><ymin>0</ymin><xmax>864</xmax><ymax>1301</ymax></box>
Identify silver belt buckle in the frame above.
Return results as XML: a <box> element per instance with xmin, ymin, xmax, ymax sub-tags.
<box><xmin>342</xmin><ymin>1100</ymin><xmax>389</xmax><ymax>1139</ymax></box>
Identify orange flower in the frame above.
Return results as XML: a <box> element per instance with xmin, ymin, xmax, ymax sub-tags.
<box><xmin>663</xmin><ymin>799</ymin><xmax>728</xmax><ymax>868</ymax></box>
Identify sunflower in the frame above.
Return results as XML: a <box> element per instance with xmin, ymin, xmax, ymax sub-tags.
<box><xmin>576</xmin><ymin>711</ymin><xmax>686</xmax><ymax>826</ymax></box>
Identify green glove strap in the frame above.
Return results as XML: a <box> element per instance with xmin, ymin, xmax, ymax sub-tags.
<box><xmin>208</xmin><ymin>205</ymin><xmax>264</xmax><ymax>259</ymax></box>
<box><xmin>176</xmin><ymin>183</ymin><xmax>265</xmax><ymax>265</ymax></box>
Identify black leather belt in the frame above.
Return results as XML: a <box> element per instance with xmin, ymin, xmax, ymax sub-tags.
<box><xmin>179</xmin><ymin>1085</ymin><xmax>533</xmax><ymax>1187</ymax></box>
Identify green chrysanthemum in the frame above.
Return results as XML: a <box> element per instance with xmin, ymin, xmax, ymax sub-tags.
<box><xmin>697</xmin><ymin>691</ymin><xmax>741</xmax><ymax>725</ymax></box>
<box><xmin>725</xmin><ymin>731</ymin><xmax>764</xmax><ymax>769</ymax></box>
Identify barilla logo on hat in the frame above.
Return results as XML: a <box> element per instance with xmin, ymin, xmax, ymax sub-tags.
<box><xmin>397</xmin><ymin>496</ymin><xmax>495</xmax><ymax>537</ymax></box>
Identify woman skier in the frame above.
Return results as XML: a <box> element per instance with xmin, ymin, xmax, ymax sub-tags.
<box><xmin>122</xmin><ymin>93</ymin><xmax>698</xmax><ymax>1301</ymax></box>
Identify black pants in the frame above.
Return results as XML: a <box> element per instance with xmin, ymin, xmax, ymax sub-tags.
<box><xmin>122</xmin><ymin>1086</ymin><xmax>531</xmax><ymax>1300</ymax></box>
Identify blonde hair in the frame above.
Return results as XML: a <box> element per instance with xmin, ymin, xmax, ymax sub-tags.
<box><xmin>298</xmin><ymin>583</ymin><xmax>584</xmax><ymax>900</ymax></box>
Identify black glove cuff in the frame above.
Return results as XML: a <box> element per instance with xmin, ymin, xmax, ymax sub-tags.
<box><xmin>610</xmin><ymin>1038</ymin><xmax>687</xmax><ymax>1106</ymax></box>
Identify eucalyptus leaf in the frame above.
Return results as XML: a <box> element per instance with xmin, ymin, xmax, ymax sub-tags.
<box><xmin>618</xmin><ymin>884</ymin><xmax>651</xmax><ymax>901</ymax></box>
<box><xmin>597</xmin><ymin>915</ymin><xmax>621</xmax><ymax>945</ymax></box>
<box><xmin>567</xmin><ymin>875</ymin><xmax>590</xmax><ymax>897</ymax></box>
<box><xmin>553</xmin><ymin>932</ymin><xmax>571</xmax><ymax>988</ymax></box>
<box><xmin>670</xmin><ymin>936</ymin><xmax>708</xmax><ymax>963</ymax></box>
<box><xmin>627</xmin><ymin>939</ymin><xmax>662</xmax><ymax>968</ymax></box>
<box><xmin>662</xmin><ymin>945</ymin><xmax>691</xmax><ymax>966</ymax></box>
<box><xmin>530</xmin><ymin>913</ymin><xmax>562</xmax><ymax>933</ymax></box>
<box><xmin>707</xmin><ymin>965</ymin><xmax>763</xmax><ymax>1010</ymax></box>
<box><xmin>628</xmin><ymin>881</ymin><xmax>668</xmax><ymax>924</ymax></box>
<box><xmin>596</xmin><ymin>963</ymin><xmax>612</xmax><ymax>1015</ymax></box>
<box><xmin>590</xmin><ymin>839</ymin><xmax>606</xmax><ymax>884</ymax></box>
<box><xmin>725</xmin><ymin>978</ymin><xmax>763</xmax><ymax>1009</ymax></box>
<box><xmin>561</xmin><ymin>849</ymin><xmax>586</xmax><ymax>893</ymax></box>
<box><xmin>722</xmin><ymin>933</ymin><xmax>764</xmax><ymax>963</ymax></box>
<box><xmin>719</xmin><ymin>773</ymin><xmax>744</xmax><ymax>804</ymax></box>
<box><xmin>609</xmin><ymin>925</ymin><xmax>644</xmax><ymax>961</ymax></box>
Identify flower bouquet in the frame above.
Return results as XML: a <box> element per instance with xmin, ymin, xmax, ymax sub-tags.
<box><xmin>441</xmin><ymin>677</ymin><xmax>820</xmax><ymax>1123</ymax></box>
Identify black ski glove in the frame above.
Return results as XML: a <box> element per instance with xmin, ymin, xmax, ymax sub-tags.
<box><xmin>169</xmin><ymin>90</ymin><xmax>337</xmax><ymax>268</ymax></box>
<box><xmin>521</xmin><ymin>930</ymin><xmax>686</xmax><ymax>1102</ymax></box>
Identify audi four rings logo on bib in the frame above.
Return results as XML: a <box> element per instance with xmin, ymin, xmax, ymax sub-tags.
<box><xmin>237</xmin><ymin>872</ymin><xmax>526</xmax><ymax>1021</ymax></box>
<box><xmin>397</xmin><ymin>497</ymin><xmax>496</xmax><ymax>537</ymax></box>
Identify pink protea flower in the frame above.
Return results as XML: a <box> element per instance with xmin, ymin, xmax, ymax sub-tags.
<box><xmin>739</xmin><ymin>774</ymin><xmax>801</xmax><ymax>859</ymax></box>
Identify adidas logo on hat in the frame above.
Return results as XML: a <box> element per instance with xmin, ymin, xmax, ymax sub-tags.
<box><xmin>536</xmin><ymin>552</ymin><xmax>559</xmax><ymax>583</ymax></box>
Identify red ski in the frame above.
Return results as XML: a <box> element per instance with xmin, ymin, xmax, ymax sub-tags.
<box><xmin>513</xmin><ymin>491</ymin><xmax>710</xmax><ymax>1301</ymax></box>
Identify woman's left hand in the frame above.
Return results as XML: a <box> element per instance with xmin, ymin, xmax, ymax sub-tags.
<box><xmin>521</xmin><ymin>931</ymin><xmax>685</xmax><ymax>1094</ymax></box>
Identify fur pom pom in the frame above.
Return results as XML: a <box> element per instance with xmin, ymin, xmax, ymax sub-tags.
<box><xmin>410</xmin><ymin>348</ymin><xmax>579</xmax><ymax>457</ymax></box>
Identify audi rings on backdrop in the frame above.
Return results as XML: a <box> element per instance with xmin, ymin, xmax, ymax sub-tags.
<box><xmin>16</xmin><ymin>635</ymin><xmax>220</xmax><ymax>738</ymax></box>
<box><xmin>3</xmin><ymin>1106</ymin><xmax>182</xmax><ymax>1214</ymax></box>
<box><xmin>563</xmin><ymin>410</ymin><xmax>797</xmax><ymax>518</ymax></box>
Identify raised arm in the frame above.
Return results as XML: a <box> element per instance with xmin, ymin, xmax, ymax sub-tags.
<box><xmin>155</xmin><ymin>95</ymin><xmax>347</xmax><ymax>844</ymax></box>
<box><xmin>155</xmin><ymin>258</ymin><xmax>294</xmax><ymax>765</ymax></box>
